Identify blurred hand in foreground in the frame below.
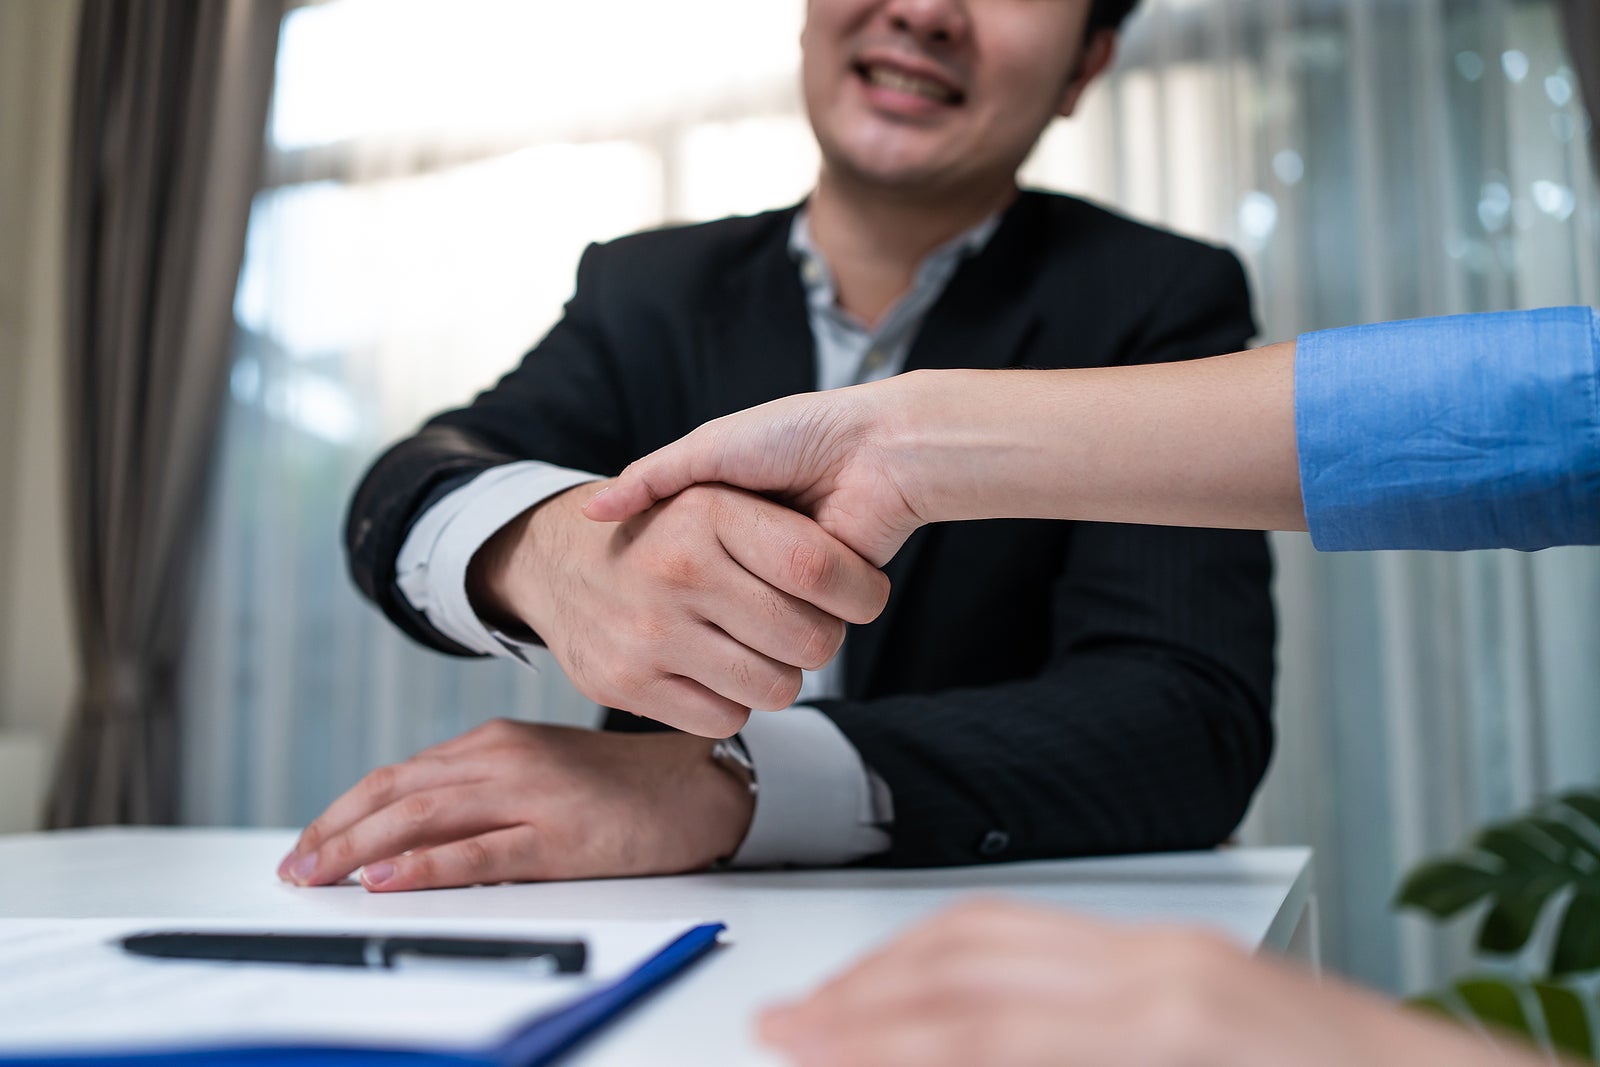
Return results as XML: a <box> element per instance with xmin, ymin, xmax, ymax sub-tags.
<box><xmin>759</xmin><ymin>898</ymin><xmax>1549</xmax><ymax>1067</ymax></box>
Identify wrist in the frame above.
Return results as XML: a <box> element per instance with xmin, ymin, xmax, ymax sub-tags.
<box><xmin>466</xmin><ymin>485</ymin><xmax>588</xmax><ymax>637</ymax></box>
<box><xmin>888</xmin><ymin>369</ymin><xmax>989</xmax><ymax>525</ymax></box>
<box><xmin>465</xmin><ymin>508</ymin><xmax>533</xmax><ymax>631</ymax></box>
<box><xmin>672</xmin><ymin>734</ymin><xmax>756</xmax><ymax>867</ymax></box>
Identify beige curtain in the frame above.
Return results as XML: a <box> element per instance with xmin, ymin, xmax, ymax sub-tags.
<box><xmin>1558</xmin><ymin>0</ymin><xmax>1600</xmax><ymax>174</ymax></box>
<box><xmin>49</xmin><ymin>0</ymin><xmax>285</xmax><ymax>826</ymax></box>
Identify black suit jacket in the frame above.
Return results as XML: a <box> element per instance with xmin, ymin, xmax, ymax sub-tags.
<box><xmin>346</xmin><ymin>190</ymin><xmax>1277</xmax><ymax>868</ymax></box>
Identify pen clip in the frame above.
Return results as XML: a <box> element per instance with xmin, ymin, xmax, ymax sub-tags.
<box><xmin>386</xmin><ymin>951</ymin><xmax>561</xmax><ymax>978</ymax></box>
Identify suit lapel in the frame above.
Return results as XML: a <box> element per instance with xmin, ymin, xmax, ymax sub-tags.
<box><xmin>702</xmin><ymin>208</ymin><xmax>816</xmax><ymax>422</ymax></box>
<box><xmin>845</xmin><ymin>193</ymin><xmax>1048</xmax><ymax>699</ymax></box>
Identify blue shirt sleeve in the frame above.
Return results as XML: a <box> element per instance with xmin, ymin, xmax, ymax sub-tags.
<box><xmin>1295</xmin><ymin>306</ymin><xmax>1600</xmax><ymax>552</ymax></box>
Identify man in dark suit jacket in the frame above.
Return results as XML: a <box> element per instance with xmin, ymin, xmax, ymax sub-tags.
<box><xmin>277</xmin><ymin>0</ymin><xmax>1276</xmax><ymax>893</ymax></box>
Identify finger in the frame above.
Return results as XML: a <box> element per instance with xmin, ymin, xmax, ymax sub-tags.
<box><xmin>363</xmin><ymin>823</ymin><xmax>543</xmax><ymax>891</ymax></box>
<box><xmin>715</xmin><ymin>497</ymin><xmax>890</xmax><ymax>625</ymax></box>
<box><xmin>583</xmin><ymin>418</ymin><xmax>727</xmax><ymax>523</ymax></box>
<box><xmin>288</xmin><ymin>782</ymin><xmax>510</xmax><ymax>886</ymax></box>
<box><xmin>630</xmin><ymin>672</ymin><xmax>752</xmax><ymax>738</ymax></box>
<box><xmin>777</xmin><ymin>902</ymin><xmax>1118</xmax><ymax>1027</ymax></box>
<box><xmin>690</xmin><ymin>565</ymin><xmax>848</xmax><ymax>673</ymax></box>
<box><xmin>584</xmin><ymin>470</ymin><xmax>666</xmax><ymax>524</ymax></box>
<box><xmin>772</xmin><ymin>1007</ymin><xmax>1112</xmax><ymax>1067</ymax></box>
<box><xmin>280</xmin><ymin>757</ymin><xmax>485</xmax><ymax>882</ymax></box>
<box><xmin>661</xmin><ymin>620</ymin><xmax>806</xmax><ymax>712</ymax></box>
<box><xmin>773</xmin><ymin>939</ymin><xmax>1125</xmax><ymax>1050</ymax></box>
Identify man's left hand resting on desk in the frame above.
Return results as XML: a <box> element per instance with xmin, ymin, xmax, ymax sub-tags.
<box><xmin>277</xmin><ymin>719</ymin><xmax>753</xmax><ymax>890</ymax></box>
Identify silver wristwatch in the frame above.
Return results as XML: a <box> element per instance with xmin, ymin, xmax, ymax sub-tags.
<box><xmin>708</xmin><ymin>736</ymin><xmax>756</xmax><ymax>871</ymax></box>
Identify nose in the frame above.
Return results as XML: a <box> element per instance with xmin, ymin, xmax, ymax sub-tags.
<box><xmin>881</xmin><ymin>0</ymin><xmax>970</xmax><ymax>47</ymax></box>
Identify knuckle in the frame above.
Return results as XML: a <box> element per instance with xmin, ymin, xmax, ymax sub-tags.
<box><xmin>483</xmin><ymin>716</ymin><xmax>519</xmax><ymax>737</ymax></box>
<box><xmin>402</xmin><ymin>850</ymin><xmax>436</xmax><ymax>885</ymax></box>
<box><xmin>363</xmin><ymin>764</ymin><xmax>401</xmax><ymax>806</ymax></box>
<box><xmin>645</xmin><ymin>546</ymin><xmax>705</xmax><ymax>589</ymax></box>
<box><xmin>798</xmin><ymin>616</ymin><xmax>846</xmax><ymax>670</ymax></box>
<box><xmin>759</xmin><ymin>668</ymin><xmax>804</xmax><ymax>711</ymax></box>
<box><xmin>396</xmin><ymin>791</ymin><xmax>440</xmax><ymax>830</ymax></box>
<box><xmin>786</xmin><ymin>538</ymin><xmax>838</xmax><ymax>595</ymax></box>
<box><xmin>318</xmin><ymin>833</ymin><xmax>358</xmax><ymax>873</ymax></box>
<box><xmin>457</xmin><ymin>838</ymin><xmax>496</xmax><ymax>881</ymax></box>
<box><xmin>297</xmin><ymin>820</ymin><xmax>327</xmax><ymax>851</ymax></box>
<box><xmin>698</xmin><ymin>704</ymin><xmax>751</xmax><ymax>739</ymax></box>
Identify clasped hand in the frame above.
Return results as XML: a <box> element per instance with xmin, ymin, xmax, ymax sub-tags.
<box><xmin>477</xmin><ymin>480</ymin><xmax>891</xmax><ymax>738</ymax></box>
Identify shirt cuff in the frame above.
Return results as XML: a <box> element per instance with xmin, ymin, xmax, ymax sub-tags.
<box><xmin>1296</xmin><ymin>306</ymin><xmax>1600</xmax><ymax>552</ymax></box>
<box><xmin>395</xmin><ymin>461</ymin><xmax>602</xmax><ymax>660</ymax></box>
<box><xmin>731</xmin><ymin>707</ymin><xmax>893</xmax><ymax>868</ymax></box>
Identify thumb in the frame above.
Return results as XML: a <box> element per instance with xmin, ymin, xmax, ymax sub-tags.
<box><xmin>581</xmin><ymin>441</ymin><xmax>703</xmax><ymax>523</ymax></box>
<box><xmin>581</xmin><ymin>469</ymin><xmax>661</xmax><ymax>523</ymax></box>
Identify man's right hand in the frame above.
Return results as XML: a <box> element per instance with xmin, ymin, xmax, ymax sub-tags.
<box><xmin>469</xmin><ymin>482</ymin><xmax>891</xmax><ymax>737</ymax></box>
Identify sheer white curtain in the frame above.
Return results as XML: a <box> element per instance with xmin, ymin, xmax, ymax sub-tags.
<box><xmin>182</xmin><ymin>0</ymin><xmax>1598</xmax><ymax>996</ymax></box>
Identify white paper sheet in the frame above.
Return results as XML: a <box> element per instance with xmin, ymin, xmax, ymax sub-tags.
<box><xmin>0</xmin><ymin>915</ymin><xmax>706</xmax><ymax>1056</ymax></box>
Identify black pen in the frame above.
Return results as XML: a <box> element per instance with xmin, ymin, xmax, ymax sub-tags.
<box><xmin>120</xmin><ymin>931</ymin><xmax>588</xmax><ymax>974</ymax></box>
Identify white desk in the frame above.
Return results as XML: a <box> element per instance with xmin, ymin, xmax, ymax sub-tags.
<box><xmin>0</xmin><ymin>828</ymin><xmax>1313</xmax><ymax>1066</ymax></box>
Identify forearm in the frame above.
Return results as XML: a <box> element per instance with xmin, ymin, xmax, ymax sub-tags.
<box><xmin>885</xmin><ymin>344</ymin><xmax>1305</xmax><ymax>533</ymax></box>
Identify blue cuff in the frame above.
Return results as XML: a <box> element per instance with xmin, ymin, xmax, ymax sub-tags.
<box><xmin>1296</xmin><ymin>307</ymin><xmax>1600</xmax><ymax>552</ymax></box>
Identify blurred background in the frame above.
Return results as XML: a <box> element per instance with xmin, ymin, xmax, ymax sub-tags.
<box><xmin>2</xmin><ymin>0</ymin><xmax>1597</xmax><ymax>999</ymax></box>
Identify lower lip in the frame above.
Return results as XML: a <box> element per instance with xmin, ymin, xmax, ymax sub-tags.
<box><xmin>856</xmin><ymin>72</ymin><xmax>955</xmax><ymax>119</ymax></box>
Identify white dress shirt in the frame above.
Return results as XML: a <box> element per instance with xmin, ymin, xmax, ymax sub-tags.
<box><xmin>395</xmin><ymin>208</ymin><xmax>998</xmax><ymax>866</ymax></box>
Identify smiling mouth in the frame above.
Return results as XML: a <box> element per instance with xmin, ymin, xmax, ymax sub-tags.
<box><xmin>854</xmin><ymin>61</ymin><xmax>965</xmax><ymax>106</ymax></box>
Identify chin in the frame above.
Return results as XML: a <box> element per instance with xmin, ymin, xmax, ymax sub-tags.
<box><xmin>824</xmin><ymin>138</ymin><xmax>953</xmax><ymax>189</ymax></box>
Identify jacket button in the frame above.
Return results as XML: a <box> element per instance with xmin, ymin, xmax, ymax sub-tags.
<box><xmin>978</xmin><ymin>830</ymin><xmax>1010</xmax><ymax>857</ymax></box>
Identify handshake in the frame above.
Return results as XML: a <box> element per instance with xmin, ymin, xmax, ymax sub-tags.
<box><xmin>488</xmin><ymin>349</ymin><xmax>1305</xmax><ymax>738</ymax></box>
<box><xmin>476</xmin><ymin>372</ymin><xmax>938</xmax><ymax>738</ymax></box>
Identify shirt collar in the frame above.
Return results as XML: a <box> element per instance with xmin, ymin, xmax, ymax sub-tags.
<box><xmin>787</xmin><ymin>206</ymin><xmax>1001</xmax><ymax>316</ymax></box>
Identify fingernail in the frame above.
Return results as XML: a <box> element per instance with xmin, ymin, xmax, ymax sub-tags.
<box><xmin>362</xmin><ymin>862</ymin><xmax>395</xmax><ymax>887</ymax></box>
<box><xmin>290</xmin><ymin>851</ymin><xmax>318</xmax><ymax>883</ymax></box>
<box><xmin>276</xmin><ymin>850</ymin><xmax>296</xmax><ymax>881</ymax></box>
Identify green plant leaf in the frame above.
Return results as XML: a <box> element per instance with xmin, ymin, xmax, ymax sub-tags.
<box><xmin>1528</xmin><ymin>818</ymin><xmax>1600</xmax><ymax>868</ymax></box>
<box><xmin>1455</xmin><ymin>977</ymin><xmax>1533</xmax><ymax>1035</ymax></box>
<box><xmin>1396</xmin><ymin>786</ymin><xmax>1600</xmax><ymax>970</ymax></box>
<box><xmin>1551</xmin><ymin>892</ymin><xmax>1600</xmax><ymax>976</ymax></box>
<box><xmin>1395</xmin><ymin>859</ymin><xmax>1502</xmax><ymax>918</ymax></box>
<box><xmin>1478</xmin><ymin>878</ymin><xmax>1566</xmax><ymax>953</ymax></box>
<box><xmin>1408</xmin><ymin>976</ymin><xmax>1597</xmax><ymax>1060</ymax></box>
<box><xmin>1476</xmin><ymin>823</ymin><xmax>1566</xmax><ymax>869</ymax></box>
<box><xmin>1534</xmin><ymin>983</ymin><xmax>1596</xmax><ymax>1059</ymax></box>
<box><xmin>1557</xmin><ymin>791</ymin><xmax>1600</xmax><ymax>829</ymax></box>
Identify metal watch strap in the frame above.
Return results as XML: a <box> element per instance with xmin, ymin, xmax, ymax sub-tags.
<box><xmin>708</xmin><ymin>736</ymin><xmax>756</xmax><ymax>870</ymax></box>
<box><xmin>709</xmin><ymin>735</ymin><xmax>757</xmax><ymax>796</ymax></box>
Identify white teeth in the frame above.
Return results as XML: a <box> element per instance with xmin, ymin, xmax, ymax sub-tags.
<box><xmin>865</xmin><ymin>66</ymin><xmax>956</xmax><ymax>103</ymax></box>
